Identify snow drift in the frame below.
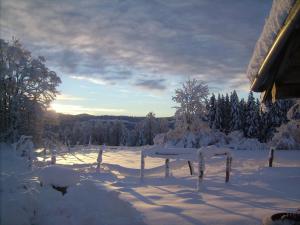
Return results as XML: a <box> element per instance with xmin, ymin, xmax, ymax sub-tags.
<box><xmin>156</xmin><ymin>127</ymin><xmax>267</xmax><ymax>151</ymax></box>
<box><xmin>271</xmin><ymin>102</ymin><xmax>300</xmax><ymax>150</ymax></box>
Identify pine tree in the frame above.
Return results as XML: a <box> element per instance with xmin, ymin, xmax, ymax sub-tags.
<box><xmin>219</xmin><ymin>95</ymin><xmax>226</xmax><ymax>132</ymax></box>
<box><xmin>269</xmin><ymin>99</ymin><xmax>294</xmax><ymax>127</ymax></box>
<box><xmin>110</xmin><ymin>121</ymin><xmax>125</xmax><ymax>146</ymax></box>
<box><xmin>214</xmin><ymin>94</ymin><xmax>223</xmax><ymax>130</ymax></box>
<box><xmin>256</xmin><ymin>99</ymin><xmax>295</xmax><ymax>142</ymax></box>
<box><xmin>223</xmin><ymin>93</ymin><xmax>231</xmax><ymax>133</ymax></box>
<box><xmin>244</xmin><ymin>91</ymin><xmax>260</xmax><ymax>138</ymax></box>
<box><xmin>208</xmin><ymin>94</ymin><xmax>216</xmax><ymax>129</ymax></box>
<box><xmin>143</xmin><ymin>112</ymin><xmax>158</xmax><ymax>145</ymax></box>
<box><xmin>258</xmin><ymin>109</ymin><xmax>274</xmax><ymax>142</ymax></box>
<box><xmin>229</xmin><ymin>90</ymin><xmax>241</xmax><ymax>132</ymax></box>
<box><xmin>239</xmin><ymin>98</ymin><xmax>246</xmax><ymax>133</ymax></box>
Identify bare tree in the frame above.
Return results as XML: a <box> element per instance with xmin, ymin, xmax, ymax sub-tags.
<box><xmin>172</xmin><ymin>79</ymin><xmax>209</xmax><ymax>131</ymax></box>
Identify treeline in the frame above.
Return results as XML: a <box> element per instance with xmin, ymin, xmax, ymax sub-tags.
<box><xmin>49</xmin><ymin>112</ymin><xmax>173</xmax><ymax>146</ymax></box>
<box><xmin>51</xmin><ymin>90</ymin><xmax>294</xmax><ymax>147</ymax></box>
<box><xmin>207</xmin><ymin>91</ymin><xmax>294</xmax><ymax>142</ymax></box>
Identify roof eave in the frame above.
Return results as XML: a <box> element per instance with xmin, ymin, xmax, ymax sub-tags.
<box><xmin>251</xmin><ymin>1</ymin><xmax>300</xmax><ymax>95</ymax></box>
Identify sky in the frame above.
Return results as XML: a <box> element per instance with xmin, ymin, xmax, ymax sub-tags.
<box><xmin>1</xmin><ymin>0</ymin><xmax>272</xmax><ymax>117</ymax></box>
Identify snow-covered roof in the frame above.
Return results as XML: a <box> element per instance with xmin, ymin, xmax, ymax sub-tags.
<box><xmin>247</xmin><ymin>0</ymin><xmax>295</xmax><ymax>83</ymax></box>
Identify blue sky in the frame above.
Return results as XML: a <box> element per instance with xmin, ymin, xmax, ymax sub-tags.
<box><xmin>1</xmin><ymin>0</ymin><xmax>272</xmax><ymax>116</ymax></box>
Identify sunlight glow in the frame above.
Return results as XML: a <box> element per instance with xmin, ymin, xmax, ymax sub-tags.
<box><xmin>50</xmin><ymin>103</ymin><xmax>125</xmax><ymax>115</ymax></box>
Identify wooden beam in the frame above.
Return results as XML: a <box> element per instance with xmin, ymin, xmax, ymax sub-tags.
<box><xmin>251</xmin><ymin>2</ymin><xmax>300</xmax><ymax>94</ymax></box>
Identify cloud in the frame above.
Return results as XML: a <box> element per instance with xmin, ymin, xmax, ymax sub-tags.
<box><xmin>70</xmin><ymin>75</ymin><xmax>108</xmax><ymax>85</ymax></box>
<box><xmin>227</xmin><ymin>74</ymin><xmax>252</xmax><ymax>92</ymax></box>
<box><xmin>134</xmin><ymin>79</ymin><xmax>166</xmax><ymax>91</ymax></box>
<box><xmin>0</xmin><ymin>0</ymin><xmax>272</xmax><ymax>93</ymax></box>
<box><xmin>56</xmin><ymin>94</ymin><xmax>85</xmax><ymax>101</ymax></box>
<box><xmin>50</xmin><ymin>103</ymin><xmax>125</xmax><ymax>115</ymax></box>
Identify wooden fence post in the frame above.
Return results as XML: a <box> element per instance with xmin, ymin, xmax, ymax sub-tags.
<box><xmin>269</xmin><ymin>148</ymin><xmax>274</xmax><ymax>167</ymax></box>
<box><xmin>165</xmin><ymin>158</ymin><xmax>170</xmax><ymax>178</ymax></box>
<box><xmin>51</xmin><ymin>154</ymin><xmax>56</xmax><ymax>165</ymax></box>
<box><xmin>96</xmin><ymin>148</ymin><xmax>103</xmax><ymax>172</ymax></box>
<box><xmin>188</xmin><ymin>161</ymin><xmax>194</xmax><ymax>175</ymax></box>
<box><xmin>225</xmin><ymin>154</ymin><xmax>231</xmax><ymax>183</ymax></box>
<box><xmin>140</xmin><ymin>151</ymin><xmax>145</xmax><ymax>180</ymax></box>
<box><xmin>197</xmin><ymin>152</ymin><xmax>204</xmax><ymax>191</ymax></box>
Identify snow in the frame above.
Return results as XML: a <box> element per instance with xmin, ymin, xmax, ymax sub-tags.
<box><xmin>1</xmin><ymin>144</ymin><xmax>300</xmax><ymax>225</ymax></box>
<box><xmin>230</xmin><ymin>135</ymin><xmax>268</xmax><ymax>151</ymax></box>
<box><xmin>165</xmin><ymin>129</ymin><xmax>227</xmax><ymax>148</ymax></box>
<box><xmin>153</xmin><ymin>133</ymin><xmax>166</xmax><ymax>145</ymax></box>
<box><xmin>143</xmin><ymin>146</ymin><xmax>198</xmax><ymax>160</ymax></box>
<box><xmin>162</xmin><ymin>129</ymin><xmax>268</xmax><ymax>151</ymax></box>
<box><xmin>247</xmin><ymin>0</ymin><xmax>295</xmax><ymax>82</ymax></box>
<box><xmin>33</xmin><ymin>182</ymin><xmax>144</xmax><ymax>225</ymax></box>
<box><xmin>38</xmin><ymin>165</ymin><xmax>80</xmax><ymax>187</ymax></box>
<box><xmin>143</xmin><ymin>145</ymin><xmax>231</xmax><ymax>160</ymax></box>
<box><xmin>0</xmin><ymin>145</ymin><xmax>145</xmax><ymax>225</ymax></box>
<box><xmin>198</xmin><ymin>145</ymin><xmax>232</xmax><ymax>158</ymax></box>
<box><xmin>271</xmin><ymin>102</ymin><xmax>300</xmax><ymax>150</ymax></box>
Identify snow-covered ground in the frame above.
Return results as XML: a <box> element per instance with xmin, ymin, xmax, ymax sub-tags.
<box><xmin>0</xmin><ymin>145</ymin><xmax>145</xmax><ymax>225</ymax></box>
<box><xmin>1</xmin><ymin>145</ymin><xmax>300</xmax><ymax>225</ymax></box>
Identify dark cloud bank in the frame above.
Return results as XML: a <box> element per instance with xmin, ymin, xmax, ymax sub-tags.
<box><xmin>1</xmin><ymin>0</ymin><xmax>272</xmax><ymax>91</ymax></box>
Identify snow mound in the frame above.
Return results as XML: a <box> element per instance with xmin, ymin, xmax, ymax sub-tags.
<box><xmin>237</xmin><ymin>138</ymin><xmax>268</xmax><ymax>150</ymax></box>
<box><xmin>162</xmin><ymin>129</ymin><xmax>267</xmax><ymax>151</ymax></box>
<box><xmin>199</xmin><ymin>145</ymin><xmax>232</xmax><ymax>158</ymax></box>
<box><xmin>165</xmin><ymin>130</ymin><xmax>227</xmax><ymax>148</ymax></box>
<box><xmin>287</xmin><ymin>100</ymin><xmax>300</xmax><ymax>120</ymax></box>
<box><xmin>39</xmin><ymin>166</ymin><xmax>80</xmax><ymax>187</ymax></box>
<box><xmin>227</xmin><ymin>131</ymin><xmax>267</xmax><ymax>150</ymax></box>
<box><xmin>153</xmin><ymin>133</ymin><xmax>167</xmax><ymax>145</ymax></box>
<box><xmin>271</xmin><ymin>120</ymin><xmax>300</xmax><ymax>150</ymax></box>
<box><xmin>247</xmin><ymin>0</ymin><xmax>295</xmax><ymax>82</ymax></box>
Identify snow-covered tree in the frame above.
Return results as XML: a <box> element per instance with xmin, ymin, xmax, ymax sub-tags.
<box><xmin>144</xmin><ymin>112</ymin><xmax>157</xmax><ymax>145</ymax></box>
<box><xmin>204</xmin><ymin>89</ymin><xmax>294</xmax><ymax>142</ymax></box>
<box><xmin>244</xmin><ymin>91</ymin><xmax>260</xmax><ymax>138</ymax></box>
<box><xmin>223</xmin><ymin>93</ymin><xmax>231</xmax><ymax>133</ymax></box>
<box><xmin>268</xmin><ymin>99</ymin><xmax>294</xmax><ymax>127</ymax></box>
<box><xmin>258</xmin><ymin>109</ymin><xmax>274</xmax><ymax>142</ymax></box>
<box><xmin>229</xmin><ymin>90</ymin><xmax>242</xmax><ymax>132</ymax></box>
<box><xmin>239</xmin><ymin>98</ymin><xmax>247</xmax><ymax>132</ymax></box>
<box><xmin>134</xmin><ymin>121</ymin><xmax>146</xmax><ymax>146</ymax></box>
<box><xmin>0</xmin><ymin>38</ymin><xmax>61</xmax><ymax>143</ymax></box>
<box><xmin>109</xmin><ymin>121</ymin><xmax>126</xmax><ymax>146</ymax></box>
<box><xmin>271</xmin><ymin>101</ymin><xmax>300</xmax><ymax>150</ymax></box>
<box><xmin>207</xmin><ymin>94</ymin><xmax>216</xmax><ymax>129</ymax></box>
<box><xmin>213</xmin><ymin>94</ymin><xmax>223</xmax><ymax>130</ymax></box>
<box><xmin>157</xmin><ymin>118</ymin><xmax>169</xmax><ymax>134</ymax></box>
<box><xmin>172</xmin><ymin>79</ymin><xmax>209</xmax><ymax>131</ymax></box>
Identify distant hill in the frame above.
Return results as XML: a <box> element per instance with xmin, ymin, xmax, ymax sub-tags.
<box><xmin>56</xmin><ymin>113</ymin><xmax>174</xmax><ymax>130</ymax></box>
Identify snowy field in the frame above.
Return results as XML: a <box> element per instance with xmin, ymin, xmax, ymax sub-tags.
<box><xmin>1</xmin><ymin>145</ymin><xmax>300</xmax><ymax>225</ymax></box>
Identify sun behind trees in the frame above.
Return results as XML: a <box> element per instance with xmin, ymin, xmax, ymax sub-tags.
<box><xmin>0</xmin><ymin>39</ymin><xmax>61</xmax><ymax>144</ymax></box>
